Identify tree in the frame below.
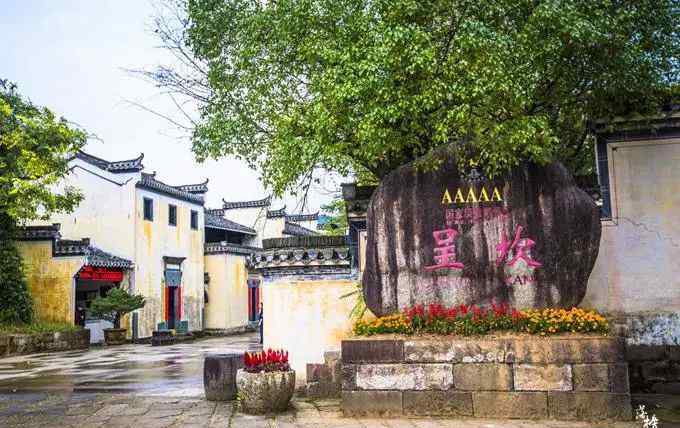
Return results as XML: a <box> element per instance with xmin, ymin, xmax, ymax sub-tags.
<box><xmin>88</xmin><ymin>288</ymin><xmax>146</xmax><ymax>329</ymax></box>
<box><xmin>177</xmin><ymin>0</ymin><xmax>677</xmax><ymax>194</ymax></box>
<box><xmin>0</xmin><ymin>80</ymin><xmax>87</xmax><ymax>324</ymax></box>
<box><xmin>319</xmin><ymin>199</ymin><xmax>348</xmax><ymax>235</ymax></box>
<box><xmin>0</xmin><ymin>216</ymin><xmax>33</xmax><ymax>324</ymax></box>
<box><xmin>0</xmin><ymin>79</ymin><xmax>86</xmax><ymax>222</ymax></box>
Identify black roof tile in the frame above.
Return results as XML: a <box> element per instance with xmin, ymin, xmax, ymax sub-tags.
<box><xmin>137</xmin><ymin>173</ymin><xmax>205</xmax><ymax>205</ymax></box>
<box><xmin>222</xmin><ymin>196</ymin><xmax>271</xmax><ymax>209</ymax></box>
<box><xmin>205</xmin><ymin>212</ymin><xmax>256</xmax><ymax>235</ymax></box>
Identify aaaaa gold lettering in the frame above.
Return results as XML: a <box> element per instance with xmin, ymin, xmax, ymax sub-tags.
<box><xmin>441</xmin><ymin>186</ymin><xmax>503</xmax><ymax>205</ymax></box>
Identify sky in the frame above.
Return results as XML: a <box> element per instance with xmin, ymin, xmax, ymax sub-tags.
<box><xmin>0</xmin><ymin>1</ymin><xmax>336</xmax><ymax>213</ymax></box>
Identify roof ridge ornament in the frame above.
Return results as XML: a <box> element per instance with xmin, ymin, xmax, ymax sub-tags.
<box><xmin>205</xmin><ymin>212</ymin><xmax>256</xmax><ymax>234</ymax></box>
<box><xmin>285</xmin><ymin>212</ymin><xmax>319</xmax><ymax>222</ymax></box>
<box><xmin>266</xmin><ymin>205</ymin><xmax>287</xmax><ymax>218</ymax></box>
<box><xmin>75</xmin><ymin>150</ymin><xmax>144</xmax><ymax>173</ymax></box>
<box><xmin>137</xmin><ymin>173</ymin><xmax>205</xmax><ymax>204</ymax></box>
<box><xmin>222</xmin><ymin>195</ymin><xmax>272</xmax><ymax>209</ymax></box>
<box><xmin>174</xmin><ymin>178</ymin><xmax>209</xmax><ymax>194</ymax></box>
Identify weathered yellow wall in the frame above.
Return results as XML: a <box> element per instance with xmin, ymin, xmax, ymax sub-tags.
<box><xmin>135</xmin><ymin>188</ymin><xmax>205</xmax><ymax>337</ymax></box>
<box><xmin>16</xmin><ymin>241</ymin><xmax>85</xmax><ymax>324</ymax></box>
<box><xmin>204</xmin><ymin>253</ymin><xmax>249</xmax><ymax>329</ymax></box>
<box><xmin>262</xmin><ymin>279</ymin><xmax>358</xmax><ymax>379</ymax></box>
<box><xmin>584</xmin><ymin>138</ymin><xmax>680</xmax><ymax>313</ymax></box>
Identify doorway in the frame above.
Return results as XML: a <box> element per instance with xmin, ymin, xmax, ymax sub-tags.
<box><xmin>163</xmin><ymin>256</ymin><xmax>185</xmax><ymax>330</ymax></box>
<box><xmin>248</xmin><ymin>278</ymin><xmax>260</xmax><ymax>323</ymax></box>
<box><xmin>166</xmin><ymin>285</ymin><xmax>181</xmax><ymax>330</ymax></box>
<box><xmin>75</xmin><ymin>266</ymin><xmax>124</xmax><ymax>343</ymax></box>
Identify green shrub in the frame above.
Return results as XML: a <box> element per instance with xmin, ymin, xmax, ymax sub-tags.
<box><xmin>88</xmin><ymin>288</ymin><xmax>145</xmax><ymax>329</ymax></box>
<box><xmin>0</xmin><ymin>223</ymin><xmax>33</xmax><ymax>324</ymax></box>
<box><xmin>0</xmin><ymin>321</ymin><xmax>79</xmax><ymax>335</ymax></box>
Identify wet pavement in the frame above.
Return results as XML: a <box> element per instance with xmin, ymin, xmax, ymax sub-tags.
<box><xmin>0</xmin><ymin>333</ymin><xmax>258</xmax><ymax>396</ymax></box>
<box><xmin>0</xmin><ymin>333</ymin><xmax>645</xmax><ymax>427</ymax></box>
<box><xmin>0</xmin><ymin>395</ymin><xmax>639</xmax><ymax>428</ymax></box>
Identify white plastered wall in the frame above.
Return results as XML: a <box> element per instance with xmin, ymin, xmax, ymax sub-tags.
<box><xmin>134</xmin><ymin>187</ymin><xmax>205</xmax><ymax>337</ymax></box>
<box><xmin>584</xmin><ymin>138</ymin><xmax>680</xmax><ymax>313</ymax></box>
<box><xmin>204</xmin><ymin>252</ymin><xmax>249</xmax><ymax>330</ymax></box>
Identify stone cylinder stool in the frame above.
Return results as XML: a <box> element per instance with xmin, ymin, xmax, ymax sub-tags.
<box><xmin>204</xmin><ymin>353</ymin><xmax>244</xmax><ymax>401</ymax></box>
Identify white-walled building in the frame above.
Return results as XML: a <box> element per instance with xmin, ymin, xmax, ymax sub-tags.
<box><xmin>203</xmin><ymin>199</ymin><xmax>320</xmax><ymax>332</ymax></box>
<box><xmin>21</xmin><ymin>149</ymin><xmax>323</xmax><ymax>341</ymax></box>
<box><xmin>36</xmin><ymin>151</ymin><xmax>207</xmax><ymax>339</ymax></box>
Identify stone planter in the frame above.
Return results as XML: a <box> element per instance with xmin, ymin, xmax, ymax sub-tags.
<box><xmin>236</xmin><ymin>369</ymin><xmax>295</xmax><ymax>414</ymax></box>
<box><xmin>103</xmin><ymin>328</ymin><xmax>127</xmax><ymax>345</ymax></box>
<box><xmin>204</xmin><ymin>353</ymin><xmax>244</xmax><ymax>401</ymax></box>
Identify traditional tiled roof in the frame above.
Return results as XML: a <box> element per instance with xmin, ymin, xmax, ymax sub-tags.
<box><xmin>75</xmin><ymin>151</ymin><xmax>144</xmax><ymax>173</ymax></box>
<box><xmin>285</xmin><ymin>212</ymin><xmax>319</xmax><ymax>222</ymax></box>
<box><xmin>14</xmin><ymin>224</ymin><xmax>61</xmax><ymax>241</ymax></box>
<box><xmin>282</xmin><ymin>221</ymin><xmax>319</xmax><ymax>237</ymax></box>
<box><xmin>16</xmin><ymin>225</ymin><xmax>132</xmax><ymax>269</ymax></box>
<box><xmin>206</xmin><ymin>208</ymin><xmax>226</xmax><ymax>217</ymax></box>
<box><xmin>266</xmin><ymin>206</ymin><xmax>287</xmax><ymax>218</ymax></box>
<box><xmin>54</xmin><ymin>239</ymin><xmax>133</xmax><ymax>269</ymax></box>
<box><xmin>204</xmin><ymin>242</ymin><xmax>261</xmax><ymax>256</ymax></box>
<box><xmin>175</xmin><ymin>179</ymin><xmax>209</xmax><ymax>194</ymax></box>
<box><xmin>262</xmin><ymin>235</ymin><xmax>347</xmax><ymax>249</ymax></box>
<box><xmin>205</xmin><ymin>212</ymin><xmax>256</xmax><ymax>235</ymax></box>
<box><xmin>137</xmin><ymin>173</ymin><xmax>205</xmax><ymax>205</ymax></box>
<box><xmin>341</xmin><ymin>183</ymin><xmax>377</xmax><ymax>217</ymax></box>
<box><xmin>251</xmin><ymin>236</ymin><xmax>350</xmax><ymax>274</ymax></box>
<box><xmin>223</xmin><ymin>196</ymin><xmax>272</xmax><ymax>210</ymax></box>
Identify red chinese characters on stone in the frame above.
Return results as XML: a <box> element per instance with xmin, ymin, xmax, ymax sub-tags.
<box><xmin>425</xmin><ymin>228</ymin><xmax>465</xmax><ymax>271</ymax></box>
<box><xmin>495</xmin><ymin>225</ymin><xmax>542</xmax><ymax>269</ymax></box>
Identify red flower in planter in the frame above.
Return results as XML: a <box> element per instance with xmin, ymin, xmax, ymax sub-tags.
<box><xmin>244</xmin><ymin>349</ymin><xmax>290</xmax><ymax>373</ymax></box>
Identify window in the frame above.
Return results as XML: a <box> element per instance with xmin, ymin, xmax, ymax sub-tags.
<box><xmin>190</xmin><ymin>210</ymin><xmax>198</xmax><ymax>230</ymax></box>
<box><xmin>143</xmin><ymin>198</ymin><xmax>154</xmax><ymax>221</ymax></box>
<box><xmin>168</xmin><ymin>204</ymin><xmax>177</xmax><ymax>226</ymax></box>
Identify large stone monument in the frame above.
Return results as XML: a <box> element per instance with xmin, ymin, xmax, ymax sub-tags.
<box><xmin>363</xmin><ymin>152</ymin><xmax>601</xmax><ymax>315</ymax></box>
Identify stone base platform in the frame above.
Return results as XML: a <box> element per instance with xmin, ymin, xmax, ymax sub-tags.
<box><xmin>0</xmin><ymin>329</ymin><xmax>90</xmax><ymax>357</ymax></box>
<box><xmin>151</xmin><ymin>331</ymin><xmax>195</xmax><ymax>346</ymax></box>
<box><xmin>341</xmin><ymin>335</ymin><xmax>632</xmax><ymax>421</ymax></box>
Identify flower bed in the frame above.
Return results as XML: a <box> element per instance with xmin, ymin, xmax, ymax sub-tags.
<box><xmin>354</xmin><ymin>304</ymin><xmax>609</xmax><ymax>337</ymax></box>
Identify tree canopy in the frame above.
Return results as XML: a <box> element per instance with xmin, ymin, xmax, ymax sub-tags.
<box><xmin>0</xmin><ymin>80</ymin><xmax>86</xmax><ymax>223</ymax></box>
<box><xmin>89</xmin><ymin>288</ymin><xmax>146</xmax><ymax>329</ymax></box>
<box><xmin>0</xmin><ymin>217</ymin><xmax>33</xmax><ymax>324</ymax></box>
<box><xmin>183</xmin><ymin>0</ymin><xmax>678</xmax><ymax>194</ymax></box>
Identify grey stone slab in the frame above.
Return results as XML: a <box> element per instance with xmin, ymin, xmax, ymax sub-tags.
<box><xmin>342</xmin><ymin>364</ymin><xmax>357</xmax><ymax>390</ymax></box>
<box><xmin>573</xmin><ymin>364</ymin><xmax>610</xmax><ymax>391</ymax></box>
<box><xmin>453</xmin><ymin>363</ymin><xmax>512</xmax><ymax>391</ymax></box>
<box><xmin>513</xmin><ymin>338</ymin><xmax>624</xmax><ymax>364</ymax></box>
<box><xmin>514</xmin><ymin>364</ymin><xmax>572</xmax><ymax>391</ymax></box>
<box><xmin>404</xmin><ymin>339</ymin><xmax>515</xmax><ymax>363</ymax></box>
<box><xmin>472</xmin><ymin>392</ymin><xmax>548</xmax><ymax>419</ymax></box>
<box><xmin>403</xmin><ymin>390</ymin><xmax>473</xmax><ymax>416</ymax></box>
<box><xmin>355</xmin><ymin>364</ymin><xmax>453</xmax><ymax>391</ymax></box>
<box><xmin>342</xmin><ymin>391</ymin><xmax>403</xmax><ymax>417</ymax></box>
<box><xmin>342</xmin><ymin>340</ymin><xmax>404</xmax><ymax>363</ymax></box>
<box><xmin>547</xmin><ymin>392</ymin><xmax>633</xmax><ymax>421</ymax></box>
<box><xmin>574</xmin><ymin>363</ymin><xmax>630</xmax><ymax>393</ymax></box>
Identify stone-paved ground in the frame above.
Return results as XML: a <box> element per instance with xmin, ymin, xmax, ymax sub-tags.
<box><xmin>0</xmin><ymin>393</ymin><xmax>639</xmax><ymax>428</ymax></box>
